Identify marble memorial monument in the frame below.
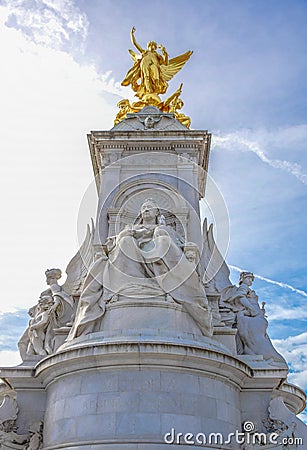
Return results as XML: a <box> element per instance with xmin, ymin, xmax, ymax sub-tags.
<box><xmin>0</xmin><ymin>28</ymin><xmax>306</xmax><ymax>450</ymax></box>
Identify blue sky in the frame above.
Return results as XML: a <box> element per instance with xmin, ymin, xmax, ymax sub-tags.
<box><xmin>0</xmin><ymin>0</ymin><xmax>306</xmax><ymax>417</ymax></box>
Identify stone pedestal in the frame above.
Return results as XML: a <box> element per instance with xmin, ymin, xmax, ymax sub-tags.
<box><xmin>62</xmin><ymin>297</ymin><xmax>226</xmax><ymax>351</ymax></box>
<box><xmin>13</xmin><ymin>297</ymin><xmax>300</xmax><ymax>449</ymax></box>
<box><xmin>24</xmin><ymin>332</ymin><xmax>301</xmax><ymax>450</ymax></box>
<box><xmin>1</xmin><ymin>109</ymin><xmax>306</xmax><ymax>449</ymax></box>
<box><xmin>4</xmin><ymin>295</ymin><xmax>304</xmax><ymax>449</ymax></box>
<box><xmin>39</xmin><ymin>345</ymin><xmax>242</xmax><ymax>449</ymax></box>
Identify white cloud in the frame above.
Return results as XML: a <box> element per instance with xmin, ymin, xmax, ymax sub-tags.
<box><xmin>289</xmin><ymin>370</ymin><xmax>307</xmax><ymax>391</ymax></box>
<box><xmin>3</xmin><ymin>0</ymin><xmax>89</xmax><ymax>50</ymax></box>
<box><xmin>0</xmin><ymin>350</ymin><xmax>22</xmax><ymax>367</ymax></box>
<box><xmin>275</xmin><ymin>332</ymin><xmax>307</xmax><ymax>346</ymax></box>
<box><xmin>265</xmin><ymin>305</ymin><xmax>307</xmax><ymax>321</ymax></box>
<box><xmin>273</xmin><ymin>332</ymin><xmax>307</xmax><ymax>390</ymax></box>
<box><xmin>298</xmin><ymin>409</ymin><xmax>307</xmax><ymax>424</ymax></box>
<box><xmin>0</xmin><ymin>4</ymin><xmax>125</xmax><ymax>314</ymax></box>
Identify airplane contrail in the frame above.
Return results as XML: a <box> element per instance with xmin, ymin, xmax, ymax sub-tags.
<box><xmin>229</xmin><ymin>264</ymin><xmax>307</xmax><ymax>298</ymax></box>
<box><xmin>213</xmin><ymin>134</ymin><xmax>307</xmax><ymax>185</ymax></box>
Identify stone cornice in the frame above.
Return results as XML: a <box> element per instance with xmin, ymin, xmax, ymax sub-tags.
<box><xmin>277</xmin><ymin>382</ymin><xmax>307</xmax><ymax>413</ymax></box>
<box><xmin>87</xmin><ymin>129</ymin><xmax>211</xmax><ymax>196</ymax></box>
<box><xmin>33</xmin><ymin>339</ymin><xmax>289</xmax><ymax>393</ymax></box>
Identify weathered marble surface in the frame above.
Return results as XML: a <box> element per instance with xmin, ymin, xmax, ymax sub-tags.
<box><xmin>67</xmin><ymin>199</ymin><xmax>212</xmax><ymax>341</ymax></box>
<box><xmin>220</xmin><ymin>272</ymin><xmax>287</xmax><ymax>365</ymax></box>
<box><xmin>1</xmin><ymin>112</ymin><xmax>306</xmax><ymax>449</ymax></box>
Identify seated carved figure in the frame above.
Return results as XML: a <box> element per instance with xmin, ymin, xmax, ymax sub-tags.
<box><xmin>68</xmin><ymin>199</ymin><xmax>212</xmax><ymax>339</ymax></box>
<box><xmin>18</xmin><ymin>223</ymin><xmax>95</xmax><ymax>359</ymax></box>
<box><xmin>220</xmin><ymin>272</ymin><xmax>286</xmax><ymax>365</ymax></box>
<box><xmin>18</xmin><ymin>273</ymin><xmax>75</xmax><ymax>358</ymax></box>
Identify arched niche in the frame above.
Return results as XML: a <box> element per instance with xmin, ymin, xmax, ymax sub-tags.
<box><xmin>106</xmin><ymin>179</ymin><xmax>189</xmax><ymax>239</ymax></box>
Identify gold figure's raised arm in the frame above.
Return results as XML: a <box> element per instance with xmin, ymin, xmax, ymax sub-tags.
<box><xmin>120</xmin><ymin>28</ymin><xmax>192</xmax><ymax>110</ymax></box>
<box><xmin>130</xmin><ymin>26</ymin><xmax>144</xmax><ymax>54</ymax></box>
<box><xmin>158</xmin><ymin>44</ymin><xmax>169</xmax><ymax>66</ymax></box>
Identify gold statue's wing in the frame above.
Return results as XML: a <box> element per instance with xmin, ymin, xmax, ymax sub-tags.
<box><xmin>161</xmin><ymin>50</ymin><xmax>193</xmax><ymax>82</ymax></box>
<box><xmin>128</xmin><ymin>49</ymin><xmax>141</xmax><ymax>62</ymax></box>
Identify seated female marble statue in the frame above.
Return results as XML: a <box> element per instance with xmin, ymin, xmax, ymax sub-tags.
<box><xmin>220</xmin><ymin>272</ymin><xmax>286</xmax><ymax>365</ymax></box>
<box><xmin>68</xmin><ymin>199</ymin><xmax>212</xmax><ymax>340</ymax></box>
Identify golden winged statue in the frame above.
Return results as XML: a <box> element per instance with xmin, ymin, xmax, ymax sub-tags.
<box><xmin>121</xmin><ymin>27</ymin><xmax>192</xmax><ymax>104</ymax></box>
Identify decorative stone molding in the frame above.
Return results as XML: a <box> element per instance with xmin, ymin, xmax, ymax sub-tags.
<box><xmin>87</xmin><ymin>127</ymin><xmax>211</xmax><ymax>197</ymax></box>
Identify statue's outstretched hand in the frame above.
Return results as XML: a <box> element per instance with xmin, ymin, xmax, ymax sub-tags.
<box><xmin>248</xmin><ymin>307</ymin><xmax>260</xmax><ymax>317</ymax></box>
<box><xmin>118</xmin><ymin>227</ymin><xmax>135</xmax><ymax>239</ymax></box>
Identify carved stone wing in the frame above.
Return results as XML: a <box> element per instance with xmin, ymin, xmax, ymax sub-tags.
<box><xmin>0</xmin><ymin>395</ymin><xmax>18</xmax><ymax>423</ymax></box>
<box><xmin>202</xmin><ymin>218</ymin><xmax>231</xmax><ymax>291</ymax></box>
<box><xmin>160</xmin><ymin>50</ymin><xmax>193</xmax><ymax>82</ymax></box>
<box><xmin>62</xmin><ymin>220</ymin><xmax>95</xmax><ymax>296</ymax></box>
